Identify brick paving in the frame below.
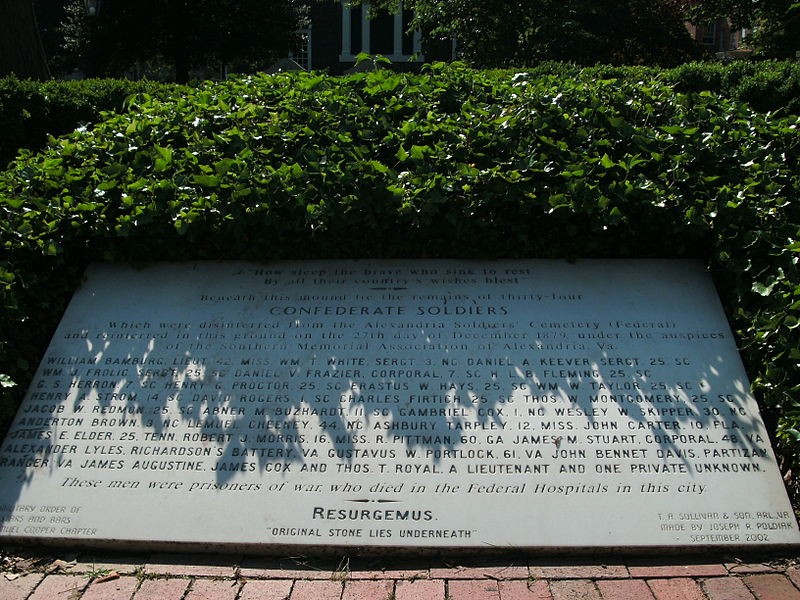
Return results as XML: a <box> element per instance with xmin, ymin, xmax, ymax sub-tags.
<box><xmin>341</xmin><ymin>579</ymin><xmax>393</xmax><ymax>600</ymax></box>
<box><xmin>646</xmin><ymin>577</ymin><xmax>707</xmax><ymax>600</ymax></box>
<box><xmin>185</xmin><ymin>579</ymin><xmax>239</xmax><ymax>600</ymax></box>
<box><xmin>1</xmin><ymin>552</ymin><xmax>799</xmax><ymax>600</ymax></box>
<box><xmin>448</xmin><ymin>578</ymin><xmax>501</xmax><ymax>600</ymax></box>
<box><xmin>81</xmin><ymin>577</ymin><xmax>140</xmax><ymax>600</ymax></box>
<box><xmin>700</xmin><ymin>577</ymin><xmax>757</xmax><ymax>600</ymax></box>
<box><xmin>395</xmin><ymin>578</ymin><xmax>444</xmax><ymax>600</ymax></box>
<box><xmin>742</xmin><ymin>574</ymin><xmax>800</xmax><ymax>600</ymax></box>
<box><xmin>596</xmin><ymin>579</ymin><xmax>655</xmax><ymax>600</ymax></box>
<box><xmin>238</xmin><ymin>579</ymin><xmax>293</xmax><ymax>600</ymax></box>
<box><xmin>498</xmin><ymin>579</ymin><xmax>554</xmax><ymax>600</ymax></box>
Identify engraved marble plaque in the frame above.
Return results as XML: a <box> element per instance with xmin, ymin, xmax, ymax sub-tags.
<box><xmin>0</xmin><ymin>260</ymin><xmax>798</xmax><ymax>552</ymax></box>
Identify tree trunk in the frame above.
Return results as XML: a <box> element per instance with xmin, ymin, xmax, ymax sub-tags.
<box><xmin>0</xmin><ymin>0</ymin><xmax>50</xmax><ymax>79</ymax></box>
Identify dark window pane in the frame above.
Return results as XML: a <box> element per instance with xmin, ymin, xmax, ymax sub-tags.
<box><xmin>351</xmin><ymin>8</ymin><xmax>362</xmax><ymax>55</ymax></box>
<box><xmin>371</xmin><ymin>11</ymin><xmax>394</xmax><ymax>55</ymax></box>
<box><xmin>402</xmin><ymin>7</ymin><xmax>414</xmax><ymax>55</ymax></box>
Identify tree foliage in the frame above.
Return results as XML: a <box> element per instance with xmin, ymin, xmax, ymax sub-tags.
<box><xmin>57</xmin><ymin>0</ymin><xmax>302</xmax><ymax>81</ymax></box>
<box><xmin>363</xmin><ymin>0</ymin><xmax>700</xmax><ymax>67</ymax></box>
<box><xmin>668</xmin><ymin>0</ymin><xmax>800</xmax><ymax>57</ymax></box>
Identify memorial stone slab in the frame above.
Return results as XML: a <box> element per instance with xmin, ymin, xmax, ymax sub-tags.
<box><xmin>0</xmin><ymin>260</ymin><xmax>798</xmax><ymax>553</ymax></box>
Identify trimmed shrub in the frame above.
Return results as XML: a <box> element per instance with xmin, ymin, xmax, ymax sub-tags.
<box><xmin>492</xmin><ymin>60</ymin><xmax>800</xmax><ymax>116</ymax></box>
<box><xmin>1</xmin><ymin>65</ymin><xmax>799</xmax><ymax>497</ymax></box>
<box><xmin>666</xmin><ymin>60</ymin><xmax>800</xmax><ymax>115</ymax></box>
<box><xmin>3</xmin><ymin>60</ymin><xmax>798</xmax><ymax>169</ymax></box>
<box><xmin>0</xmin><ymin>77</ymin><xmax>182</xmax><ymax>168</ymax></box>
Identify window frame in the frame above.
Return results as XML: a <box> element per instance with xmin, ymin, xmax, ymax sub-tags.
<box><xmin>339</xmin><ymin>1</ymin><xmax>423</xmax><ymax>62</ymax></box>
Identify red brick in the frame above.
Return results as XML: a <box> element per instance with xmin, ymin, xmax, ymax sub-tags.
<box><xmin>186</xmin><ymin>579</ymin><xmax>239</xmax><ymax>600</ymax></box>
<box><xmin>347</xmin><ymin>569</ymin><xmax>427</xmax><ymax>580</ymax></box>
<box><xmin>290</xmin><ymin>579</ymin><xmax>343</xmax><ymax>600</ymax></box>
<box><xmin>596</xmin><ymin>579</ymin><xmax>656</xmax><ymax>600</ymax></box>
<box><xmin>646</xmin><ymin>578</ymin><xmax>705</xmax><ymax>600</ymax></box>
<box><xmin>239</xmin><ymin>557</ymin><xmax>342</xmax><ymax>579</ymax></box>
<box><xmin>430</xmin><ymin>566</ymin><xmax>530</xmax><ymax>580</ymax></box>
<box><xmin>629</xmin><ymin>565</ymin><xmax>727</xmax><ymax>579</ymax></box>
<box><xmin>29</xmin><ymin>574</ymin><xmax>88</xmax><ymax>600</ymax></box>
<box><xmin>549</xmin><ymin>580</ymin><xmax>601</xmax><ymax>600</ymax></box>
<box><xmin>237</xmin><ymin>558</ymin><xmax>338</xmax><ymax>580</ymax></box>
<box><xmin>395</xmin><ymin>579</ymin><xmax>444</xmax><ymax>600</ymax></box>
<box><xmin>726</xmin><ymin>564</ymin><xmax>780</xmax><ymax>575</ymax></box>
<box><xmin>238</xmin><ymin>567</ymin><xmax>334</xmax><ymax>580</ymax></box>
<box><xmin>499</xmin><ymin>579</ymin><xmax>554</xmax><ymax>600</ymax></box>
<box><xmin>133</xmin><ymin>578</ymin><xmax>190</xmax><ymax>600</ymax></box>
<box><xmin>529</xmin><ymin>566</ymin><xmax>628</xmax><ymax>580</ymax></box>
<box><xmin>72</xmin><ymin>558</ymin><xmax>147</xmax><ymax>576</ymax></box>
<box><xmin>701</xmin><ymin>577</ymin><xmax>756</xmax><ymax>600</ymax></box>
<box><xmin>788</xmin><ymin>567</ymin><xmax>800</xmax><ymax>590</ymax></box>
<box><xmin>239</xmin><ymin>579</ymin><xmax>293</xmax><ymax>600</ymax></box>
<box><xmin>144</xmin><ymin>555</ymin><xmax>239</xmax><ymax>578</ymax></box>
<box><xmin>448</xmin><ymin>579</ymin><xmax>501</xmax><ymax>600</ymax></box>
<box><xmin>342</xmin><ymin>579</ymin><xmax>393</xmax><ymax>600</ymax></box>
<box><xmin>0</xmin><ymin>573</ymin><xmax>45</xmax><ymax>600</ymax></box>
<box><xmin>82</xmin><ymin>576</ymin><xmax>140</xmax><ymax>600</ymax></box>
<box><xmin>743</xmin><ymin>574</ymin><xmax>800</xmax><ymax>600</ymax></box>
<box><xmin>485</xmin><ymin>567</ymin><xmax>533</xmax><ymax>580</ymax></box>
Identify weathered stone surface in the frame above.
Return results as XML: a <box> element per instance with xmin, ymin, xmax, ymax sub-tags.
<box><xmin>0</xmin><ymin>260</ymin><xmax>797</xmax><ymax>552</ymax></box>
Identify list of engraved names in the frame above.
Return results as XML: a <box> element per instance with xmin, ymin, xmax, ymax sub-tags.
<box><xmin>0</xmin><ymin>260</ymin><xmax>797</xmax><ymax>550</ymax></box>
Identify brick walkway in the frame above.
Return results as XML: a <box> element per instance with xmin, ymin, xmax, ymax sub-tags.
<box><xmin>2</xmin><ymin>552</ymin><xmax>800</xmax><ymax>600</ymax></box>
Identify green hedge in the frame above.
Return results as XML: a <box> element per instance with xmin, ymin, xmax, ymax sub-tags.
<box><xmin>496</xmin><ymin>60</ymin><xmax>800</xmax><ymax>116</ymax></box>
<box><xmin>0</xmin><ymin>77</ymin><xmax>182</xmax><ymax>169</ymax></box>
<box><xmin>1</xmin><ymin>64</ymin><xmax>799</xmax><ymax>497</ymax></box>
<box><xmin>1</xmin><ymin>61</ymin><xmax>798</xmax><ymax>170</ymax></box>
<box><xmin>666</xmin><ymin>60</ymin><xmax>800</xmax><ymax>115</ymax></box>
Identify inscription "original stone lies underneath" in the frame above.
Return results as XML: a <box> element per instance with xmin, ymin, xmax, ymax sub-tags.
<box><xmin>0</xmin><ymin>260</ymin><xmax>797</xmax><ymax>552</ymax></box>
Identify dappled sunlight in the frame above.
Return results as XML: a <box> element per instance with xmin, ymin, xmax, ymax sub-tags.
<box><xmin>0</xmin><ymin>259</ymin><xmax>796</xmax><ymax>550</ymax></box>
